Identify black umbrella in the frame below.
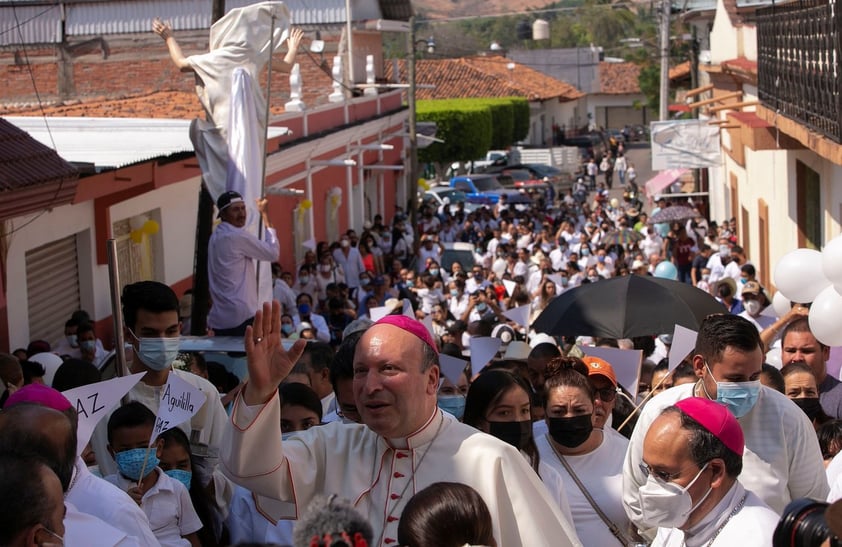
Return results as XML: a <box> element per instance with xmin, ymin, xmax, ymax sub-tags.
<box><xmin>532</xmin><ymin>275</ymin><xmax>726</xmax><ymax>338</ymax></box>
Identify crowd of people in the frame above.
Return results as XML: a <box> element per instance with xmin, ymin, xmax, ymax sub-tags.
<box><xmin>4</xmin><ymin>180</ymin><xmax>842</xmax><ymax>547</ymax></box>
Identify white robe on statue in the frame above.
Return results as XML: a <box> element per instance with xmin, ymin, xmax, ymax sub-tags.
<box><xmin>652</xmin><ymin>481</ymin><xmax>779</xmax><ymax>547</ymax></box>
<box><xmin>623</xmin><ymin>383</ymin><xmax>828</xmax><ymax>535</ymax></box>
<box><xmin>221</xmin><ymin>391</ymin><xmax>582</xmax><ymax>547</ymax></box>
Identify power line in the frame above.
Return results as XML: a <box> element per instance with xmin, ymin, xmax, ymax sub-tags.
<box><xmin>4</xmin><ymin>0</ymin><xmax>66</xmax><ymax>238</ymax></box>
<box><xmin>0</xmin><ymin>3</ymin><xmax>57</xmax><ymax>38</ymax></box>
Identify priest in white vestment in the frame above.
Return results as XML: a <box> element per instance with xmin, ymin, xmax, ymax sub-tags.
<box><xmin>221</xmin><ymin>306</ymin><xmax>582</xmax><ymax>547</ymax></box>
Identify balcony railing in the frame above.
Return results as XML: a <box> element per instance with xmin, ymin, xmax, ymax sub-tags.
<box><xmin>756</xmin><ymin>0</ymin><xmax>841</xmax><ymax>144</ymax></box>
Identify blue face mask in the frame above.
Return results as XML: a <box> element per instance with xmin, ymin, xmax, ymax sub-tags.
<box><xmin>430</xmin><ymin>268</ymin><xmax>440</xmax><ymax>277</ymax></box>
<box><xmin>705</xmin><ymin>364</ymin><xmax>761</xmax><ymax>418</ymax></box>
<box><xmin>80</xmin><ymin>340</ymin><xmax>96</xmax><ymax>352</ymax></box>
<box><xmin>298</xmin><ymin>303</ymin><xmax>311</xmax><ymax>316</ymax></box>
<box><xmin>281</xmin><ymin>324</ymin><xmax>294</xmax><ymax>336</ymax></box>
<box><xmin>114</xmin><ymin>447</ymin><xmax>159</xmax><ymax>480</ymax></box>
<box><xmin>476</xmin><ymin>302</ymin><xmax>487</xmax><ymax>312</ymax></box>
<box><xmin>437</xmin><ymin>394</ymin><xmax>466</xmax><ymax>420</ymax></box>
<box><xmin>165</xmin><ymin>469</ymin><xmax>192</xmax><ymax>490</ymax></box>
<box><xmin>450</xmin><ymin>289</ymin><xmax>459</xmax><ymax>297</ymax></box>
<box><xmin>130</xmin><ymin>331</ymin><xmax>179</xmax><ymax>372</ymax></box>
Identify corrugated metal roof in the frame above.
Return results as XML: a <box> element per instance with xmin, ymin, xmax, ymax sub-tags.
<box><xmin>5</xmin><ymin>116</ymin><xmax>287</xmax><ymax>169</ymax></box>
<box><xmin>1</xmin><ymin>0</ymin><xmax>394</xmax><ymax>44</ymax></box>
<box><xmin>0</xmin><ymin>3</ymin><xmax>61</xmax><ymax>47</ymax></box>
<box><xmin>0</xmin><ymin>117</ymin><xmax>78</xmax><ymax>190</ymax></box>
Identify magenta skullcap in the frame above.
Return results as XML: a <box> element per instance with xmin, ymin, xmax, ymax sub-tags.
<box><xmin>4</xmin><ymin>383</ymin><xmax>72</xmax><ymax>412</ymax></box>
<box><xmin>374</xmin><ymin>314</ymin><xmax>438</xmax><ymax>354</ymax></box>
<box><xmin>674</xmin><ymin>397</ymin><xmax>744</xmax><ymax>456</ymax></box>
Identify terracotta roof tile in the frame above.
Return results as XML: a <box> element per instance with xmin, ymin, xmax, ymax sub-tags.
<box><xmin>386</xmin><ymin>55</ymin><xmax>582</xmax><ymax>102</ymax></box>
<box><xmin>0</xmin><ymin>91</ymin><xmax>205</xmax><ymax>119</ymax></box>
<box><xmin>669</xmin><ymin>61</ymin><xmax>692</xmax><ymax>81</ymax></box>
<box><xmin>0</xmin><ymin>118</ymin><xmax>78</xmax><ymax>191</ymax></box>
<box><xmin>598</xmin><ymin>62</ymin><xmax>641</xmax><ymax>94</ymax></box>
<box><xmin>721</xmin><ymin>57</ymin><xmax>757</xmax><ymax>75</ymax></box>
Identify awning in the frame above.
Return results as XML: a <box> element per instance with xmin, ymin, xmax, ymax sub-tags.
<box><xmin>644</xmin><ymin>168</ymin><xmax>690</xmax><ymax>197</ymax></box>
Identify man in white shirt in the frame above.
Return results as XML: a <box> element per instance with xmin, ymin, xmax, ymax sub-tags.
<box><xmin>333</xmin><ymin>234</ymin><xmax>366</xmax><ymax>291</ymax></box>
<box><xmin>0</xmin><ymin>403</ymin><xmax>154</xmax><ymax>546</ymax></box>
<box><xmin>92</xmin><ymin>282</ymin><xmax>230</xmax><ymax>482</ymax></box>
<box><xmin>221</xmin><ymin>308</ymin><xmax>582</xmax><ymax>547</ymax></box>
<box><xmin>294</xmin><ymin>342</ymin><xmax>337</xmax><ymax>417</ymax></box>
<box><xmin>208</xmin><ymin>191</ymin><xmax>279</xmax><ymax>336</ymax></box>
<box><xmin>623</xmin><ymin>314</ymin><xmax>828</xmax><ymax>538</ymax></box>
<box><xmin>642</xmin><ymin>397</ymin><xmax>779</xmax><ymax>547</ymax></box>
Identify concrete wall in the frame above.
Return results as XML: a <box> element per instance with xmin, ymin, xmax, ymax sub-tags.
<box><xmin>5</xmin><ymin>175</ymin><xmax>200</xmax><ymax>349</ymax></box>
<box><xmin>710</xmin><ymin>0</ymin><xmax>740</xmax><ymax>64</ymax></box>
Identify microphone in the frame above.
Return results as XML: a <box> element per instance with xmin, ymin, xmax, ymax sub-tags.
<box><xmin>293</xmin><ymin>495</ymin><xmax>373</xmax><ymax>547</ymax></box>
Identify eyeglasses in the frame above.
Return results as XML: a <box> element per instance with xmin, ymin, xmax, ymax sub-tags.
<box><xmin>639</xmin><ymin>461</ymin><xmax>683</xmax><ymax>484</ymax></box>
<box><xmin>336</xmin><ymin>406</ymin><xmax>361</xmax><ymax>422</ymax></box>
<box><xmin>594</xmin><ymin>387</ymin><xmax>617</xmax><ymax>402</ymax></box>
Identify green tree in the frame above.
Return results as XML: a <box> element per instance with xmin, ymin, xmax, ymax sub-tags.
<box><xmin>417</xmin><ymin>99</ymin><xmax>493</xmax><ymax>178</ymax></box>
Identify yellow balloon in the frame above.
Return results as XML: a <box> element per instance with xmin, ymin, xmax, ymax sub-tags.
<box><xmin>419</xmin><ymin>180</ymin><xmax>430</xmax><ymax>191</ymax></box>
<box><xmin>301</xmin><ymin>199</ymin><xmax>313</xmax><ymax>210</ymax></box>
<box><xmin>142</xmin><ymin>219</ymin><xmax>160</xmax><ymax>235</ymax></box>
<box><xmin>130</xmin><ymin>230</ymin><xmax>144</xmax><ymax>244</ymax></box>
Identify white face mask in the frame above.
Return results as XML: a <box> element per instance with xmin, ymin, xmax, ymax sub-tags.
<box><xmin>637</xmin><ymin>462</ymin><xmax>712</xmax><ymax>528</ymax></box>
<box><xmin>744</xmin><ymin>299</ymin><xmax>763</xmax><ymax>316</ymax></box>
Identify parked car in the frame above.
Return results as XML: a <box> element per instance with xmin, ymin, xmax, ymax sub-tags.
<box><xmin>449</xmin><ymin>174</ymin><xmax>532</xmax><ymax>208</ymax></box>
<box><xmin>422</xmin><ymin>186</ymin><xmax>482</xmax><ymax>215</ymax></box>
<box><xmin>496</xmin><ymin>169</ymin><xmax>555</xmax><ymax>202</ymax></box>
<box><xmin>560</xmin><ymin>132</ymin><xmax>607</xmax><ymax>159</ymax></box>
<box><xmin>486</xmin><ymin>162</ymin><xmax>569</xmax><ymax>194</ymax></box>
<box><xmin>441</xmin><ymin>242</ymin><xmax>478</xmax><ymax>272</ymax></box>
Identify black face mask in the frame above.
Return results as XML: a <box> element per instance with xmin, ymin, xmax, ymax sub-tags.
<box><xmin>547</xmin><ymin>414</ymin><xmax>594</xmax><ymax>448</ymax></box>
<box><xmin>487</xmin><ymin>420</ymin><xmax>533</xmax><ymax>451</ymax></box>
<box><xmin>793</xmin><ymin>397</ymin><xmax>824</xmax><ymax>421</ymax></box>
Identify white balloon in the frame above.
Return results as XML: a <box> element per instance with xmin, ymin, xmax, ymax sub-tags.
<box><xmin>808</xmin><ymin>285</ymin><xmax>842</xmax><ymax>347</ymax></box>
<box><xmin>771</xmin><ymin>291</ymin><xmax>792</xmax><ymax>318</ymax></box>
<box><xmin>823</xmin><ymin>234</ymin><xmax>842</xmax><ymax>286</ymax></box>
<box><xmin>773</xmin><ymin>248</ymin><xmax>830</xmax><ymax>303</ymax></box>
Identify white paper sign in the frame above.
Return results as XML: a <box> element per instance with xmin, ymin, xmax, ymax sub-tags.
<box><xmin>503</xmin><ymin>279</ymin><xmax>517</xmax><ymax>297</ymax></box>
<box><xmin>302</xmin><ymin>238</ymin><xmax>317</xmax><ymax>251</ymax></box>
<box><xmin>62</xmin><ymin>372</ymin><xmax>146</xmax><ymax>457</ymax></box>
<box><xmin>422</xmin><ymin>314</ymin><xmax>435</xmax><ymax>338</ymax></box>
<box><xmin>439</xmin><ymin>354</ymin><xmax>468</xmax><ymax>385</ymax></box>
<box><xmin>669</xmin><ymin>325</ymin><xmax>698</xmax><ymax>372</ymax></box>
<box><xmin>503</xmin><ymin>304</ymin><xmax>530</xmax><ymax>328</ymax></box>
<box><xmin>369</xmin><ymin>305</ymin><xmax>391</xmax><ymax>323</ymax></box>
<box><xmin>470</xmin><ymin>337</ymin><xmax>502</xmax><ymax>376</ymax></box>
<box><xmin>150</xmin><ymin>373</ymin><xmax>207</xmax><ymax>445</ymax></box>
<box><xmin>582</xmin><ymin>346</ymin><xmax>643</xmax><ymax>399</ymax></box>
<box><xmin>402</xmin><ymin>299</ymin><xmax>415</xmax><ymax>318</ymax></box>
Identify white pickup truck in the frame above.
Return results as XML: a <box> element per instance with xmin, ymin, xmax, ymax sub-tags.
<box><xmin>447</xmin><ymin>150</ymin><xmax>510</xmax><ymax>177</ymax></box>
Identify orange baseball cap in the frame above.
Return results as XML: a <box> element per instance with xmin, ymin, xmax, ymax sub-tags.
<box><xmin>582</xmin><ymin>356</ymin><xmax>617</xmax><ymax>387</ymax></box>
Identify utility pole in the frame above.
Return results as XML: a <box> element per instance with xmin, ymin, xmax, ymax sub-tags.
<box><xmin>659</xmin><ymin>0</ymin><xmax>670</xmax><ymax>121</ymax></box>
<box><xmin>190</xmin><ymin>0</ymin><xmax>225</xmax><ymax>335</ymax></box>
<box><xmin>407</xmin><ymin>16</ymin><xmax>419</xmax><ymax>233</ymax></box>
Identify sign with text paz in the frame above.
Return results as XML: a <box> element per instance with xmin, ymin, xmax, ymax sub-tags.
<box><xmin>62</xmin><ymin>372</ymin><xmax>146</xmax><ymax>457</ymax></box>
<box><xmin>149</xmin><ymin>372</ymin><xmax>207</xmax><ymax>446</ymax></box>
<box><xmin>582</xmin><ymin>346</ymin><xmax>643</xmax><ymax>400</ymax></box>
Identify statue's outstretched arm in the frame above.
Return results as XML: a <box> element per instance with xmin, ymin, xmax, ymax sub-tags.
<box><xmin>276</xmin><ymin>27</ymin><xmax>304</xmax><ymax>73</ymax></box>
<box><xmin>153</xmin><ymin>18</ymin><xmax>193</xmax><ymax>72</ymax></box>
